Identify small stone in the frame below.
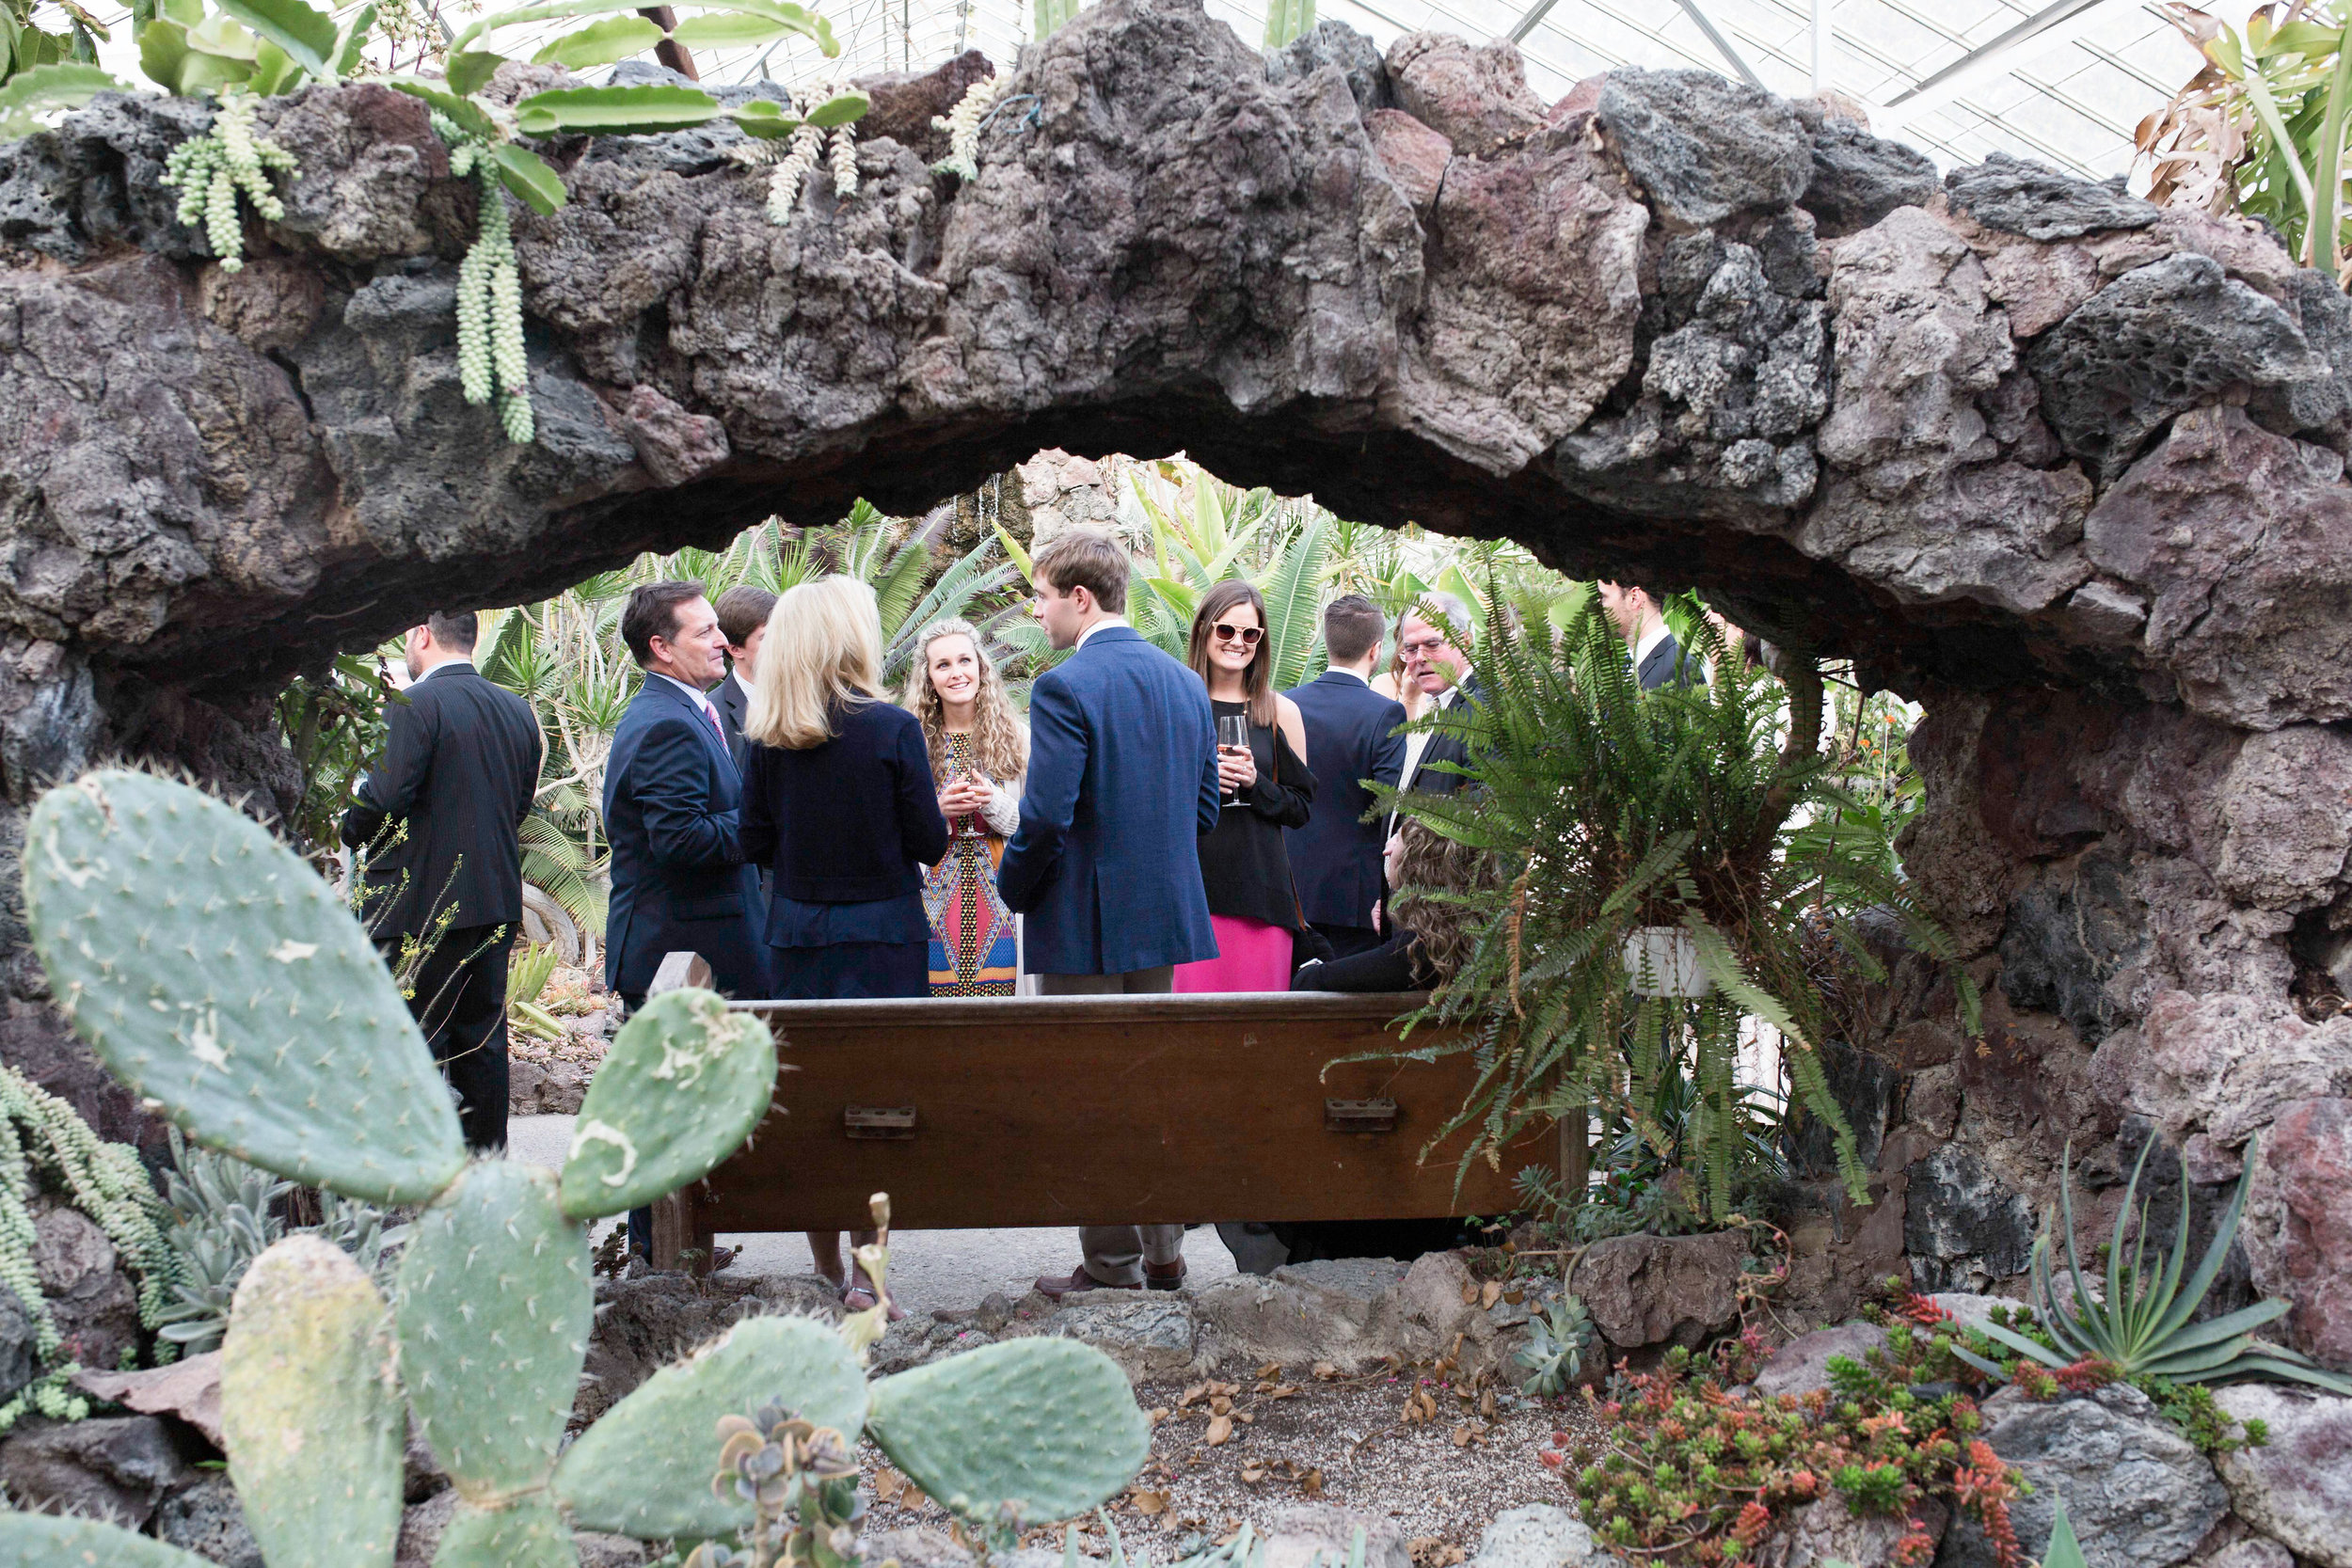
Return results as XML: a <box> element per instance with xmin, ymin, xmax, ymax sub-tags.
<box><xmin>1384</xmin><ymin>32</ymin><xmax>1543</xmax><ymax>157</ymax></box>
<box><xmin>1771</xmin><ymin>1493</ymin><xmax>1948</xmax><ymax>1568</ymax></box>
<box><xmin>0</xmin><ymin>1285</ymin><xmax>35</xmax><ymax>1407</ymax></box>
<box><xmin>156</xmin><ymin>1473</ymin><xmax>264</xmax><ymax>1568</ymax></box>
<box><xmin>1793</xmin><ymin>101</ymin><xmax>1937</xmax><ymax>239</ymax></box>
<box><xmin>2213</xmin><ymin>1386</ymin><xmax>2352</xmax><ymax>1568</ymax></box>
<box><xmin>73</xmin><ymin>1350</ymin><xmax>225</xmax><ymax>1447</ymax></box>
<box><xmin>1471</xmin><ymin>1503</ymin><xmax>1596</xmax><ymax>1568</ymax></box>
<box><xmin>1577</xmin><ymin>1230</ymin><xmax>1745</xmax><ymax>1347</ymax></box>
<box><xmin>1266</xmin><ymin>1503</ymin><xmax>1412</xmax><ymax>1568</ymax></box>
<box><xmin>1945</xmin><ymin>153</ymin><xmax>2160</xmax><ymax>242</ymax></box>
<box><xmin>0</xmin><ymin>1413</ymin><xmax>198</xmax><ymax>1529</ymax></box>
<box><xmin>1752</xmin><ymin>1322</ymin><xmax>1887</xmax><ymax>1399</ymax></box>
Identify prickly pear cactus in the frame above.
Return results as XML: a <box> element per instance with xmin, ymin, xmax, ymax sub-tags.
<box><xmin>24</xmin><ymin>769</ymin><xmax>468</xmax><ymax>1202</ymax></box>
<box><xmin>866</xmin><ymin>1338</ymin><xmax>1149</xmax><ymax>1528</ymax></box>
<box><xmin>0</xmin><ymin>1514</ymin><xmax>217</xmax><ymax>1566</ymax></box>
<box><xmin>558</xmin><ymin>987</ymin><xmax>776</xmax><ymax>1220</ymax></box>
<box><xmin>222</xmin><ymin>1234</ymin><xmax>406</xmax><ymax>1568</ymax></box>
<box><xmin>554</xmin><ymin>1313</ymin><xmax>868</xmax><ymax>1540</ymax></box>
<box><xmin>395</xmin><ymin>1160</ymin><xmax>592</xmax><ymax>1495</ymax></box>
<box><xmin>434</xmin><ymin>1496</ymin><xmax>578</xmax><ymax>1568</ymax></box>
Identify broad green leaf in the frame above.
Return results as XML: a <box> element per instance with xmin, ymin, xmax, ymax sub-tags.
<box><xmin>730</xmin><ymin>97</ymin><xmax>804</xmax><ymax>137</ymax></box>
<box><xmin>514</xmin><ymin>83</ymin><xmax>722</xmax><ymax>135</ymax></box>
<box><xmin>215</xmin><ymin>0</ymin><xmax>338</xmax><ymax>76</ymax></box>
<box><xmin>443</xmin><ymin>47</ymin><xmax>502</xmax><ymax>95</ymax></box>
<box><xmin>452</xmin><ymin>0</ymin><xmax>677</xmax><ymax>55</ymax></box>
<box><xmin>803</xmin><ymin>88</ymin><xmax>866</xmax><ymax>127</ymax></box>
<box><xmin>386</xmin><ymin>75</ymin><xmax>497</xmax><ymax>139</ymax></box>
<box><xmin>532</xmin><ymin>14</ymin><xmax>663</xmax><ymax>67</ymax></box>
<box><xmin>331</xmin><ymin>0</ymin><xmax>376</xmax><ymax>76</ymax></box>
<box><xmin>687</xmin><ymin>0</ymin><xmax>836</xmax><ymax>54</ymax></box>
<box><xmin>186</xmin><ymin>10</ymin><xmax>261</xmax><ymax>60</ymax></box>
<box><xmin>137</xmin><ymin>15</ymin><xmax>192</xmax><ymax>88</ymax></box>
<box><xmin>247</xmin><ymin>40</ymin><xmax>304</xmax><ymax>94</ymax></box>
<box><xmin>163</xmin><ymin>0</ymin><xmax>204</xmax><ymax>23</ymax></box>
<box><xmin>494</xmin><ymin>142</ymin><xmax>568</xmax><ymax>213</ymax></box>
<box><xmin>0</xmin><ymin>58</ymin><xmax>123</xmax><ymax>119</ymax></box>
<box><xmin>665</xmin><ymin>8</ymin><xmax>791</xmax><ymax>45</ymax></box>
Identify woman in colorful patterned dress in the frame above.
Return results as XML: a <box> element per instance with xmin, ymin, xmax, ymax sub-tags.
<box><xmin>902</xmin><ymin>620</ymin><xmax>1028</xmax><ymax>995</ymax></box>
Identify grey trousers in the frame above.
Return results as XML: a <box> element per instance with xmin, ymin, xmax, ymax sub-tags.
<box><xmin>1039</xmin><ymin>966</ymin><xmax>1182</xmax><ymax>1284</ymax></box>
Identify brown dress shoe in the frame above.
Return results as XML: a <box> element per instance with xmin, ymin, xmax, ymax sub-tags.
<box><xmin>1144</xmin><ymin>1259</ymin><xmax>1188</xmax><ymax>1291</ymax></box>
<box><xmin>1035</xmin><ymin>1264</ymin><xmax>1135</xmax><ymax>1300</ymax></box>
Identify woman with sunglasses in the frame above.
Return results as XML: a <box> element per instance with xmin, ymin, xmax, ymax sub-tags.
<box><xmin>1175</xmin><ymin>580</ymin><xmax>1317</xmax><ymax>992</ymax></box>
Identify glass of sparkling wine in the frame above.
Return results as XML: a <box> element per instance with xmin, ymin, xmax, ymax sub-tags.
<box><xmin>1216</xmin><ymin>715</ymin><xmax>1249</xmax><ymax>804</ymax></box>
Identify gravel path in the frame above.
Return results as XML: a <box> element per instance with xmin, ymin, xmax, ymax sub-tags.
<box><xmin>507</xmin><ymin>1113</ymin><xmax>1242</xmax><ymax>1314</ymax></box>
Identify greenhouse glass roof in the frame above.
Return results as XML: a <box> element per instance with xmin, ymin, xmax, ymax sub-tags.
<box><xmin>674</xmin><ymin>0</ymin><xmax>2191</xmax><ymax>183</ymax></box>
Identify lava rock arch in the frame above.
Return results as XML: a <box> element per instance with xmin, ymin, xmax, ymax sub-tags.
<box><xmin>1</xmin><ymin>0</ymin><xmax>2346</xmax><ymax>1351</ymax></box>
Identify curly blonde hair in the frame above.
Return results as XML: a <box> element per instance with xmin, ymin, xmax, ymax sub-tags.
<box><xmin>1391</xmin><ymin>818</ymin><xmax>1506</xmax><ymax>984</ymax></box>
<box><xmin>900</xmin><ymin>619</ymin><xmax>1028</xmax><ymax>784</ymax></box>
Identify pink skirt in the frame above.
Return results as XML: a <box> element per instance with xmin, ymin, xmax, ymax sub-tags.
<box><xmin>1175</xmin><ymin>915</ymin><xmax>1294</xmax><ymax>993</ymax></box>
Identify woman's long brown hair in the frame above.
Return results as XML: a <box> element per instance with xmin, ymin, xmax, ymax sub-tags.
<box><xmin>1186</xmin><ymin>579</ymin><xmax>1278</xmax><ymax>729</ymax></box>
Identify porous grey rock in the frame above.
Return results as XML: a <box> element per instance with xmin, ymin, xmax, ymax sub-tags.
<box><xmin>1939</xmin><ymin>1384</ymin><xmax>2228</xmax><ymax>1568</ymax></box>
<box><xmin>0</xmin><ymin>1413</ymin><xmax>197</xmax><ymax>1528</ymax></box>
<box><xmin>1026</xmin><ymin>1291</ymin><xmax>1203</xmax><ymax>1380</ymax></box>
<box><xmin>574</xmin><ymin>1534</ymin><xmax>654</xmax><ymax>1567</ymax></box>
<box><xmin>2251</xmin><ymin>1098</ymin><xmax>2352</xmax><ymax>1369</ymax></box>
<box><xmin>73</xmin><ymin>1349</ymin><xmax>224</xmax><ymax>1447</ymax></box>
<box><xmin>576</xmin><ymin>1271</ymin><xmax>840</xmax><ymax>1423</ymax></box>
<box><xmin>254</xmin><ymin>83</ymin><xmax>456</xmax><ymax>262</ymax></box>
<box><xmin>1365</xmin><ymin>109</ymin><xmax>1452</xmax><ymax>220</ymax></box>
<box><xmin>157</xmin><ymin>1473</ymin><xmax>265</xmax><ymax>1568</ymax></box>
<box><xmin>2126</xmin><ymin>991</ymin><xmax>2352</xmax><ymax>1177</ymax></box>
<box><xmin>1596</xmin><ymin>68</ymin><xmax>1810</xmax><ymax>230</ymax></box>
<box><xmin>853</xmin><ymin>49</ymin><xmax>997</xmax><ymax>156</ymax></box>
<box><xmin>2195</xmin><ymin>1534</ymin><xmax>2295</xmax><ymax>1568</ymax></box>
<box><xmin>1945</xmin><ymin>153</ymin><xmax>2160</xmax><ymax>242</ymax></box>
<box><xmin>1471</xmin><ymin>1504</ymin><xmax>1596</xmax><ymax>1568</ymax></box>
<box><xmin>1194</xmin><ymin>1257</ymin><xmax>1409</xmax><ymax>1372</ymax></box>
<box><xmin>0</xmin><ymin>91</ymin><xmax>216</xmax><ymax>264</ymax></box>
<box><xmin>2085</xmin><ymin>405</ymin><xmax>2352</xmax><ymax>729</ymax></box>
<box><xmin>392</xmin><ymin>1487</ymin><xmax>458</xmax><ymax>1568</ymax></box>
<box><xmin>1904</xmin><ymin>1144</ymin><xmax>2036</xmax><ymax>1291</ymax></box>
<box><xmin>1998</xmin><ymin>846</ymin><xmax>2146</xmax><ymax>1042</ymax></box>
<box><xmin>1578</xmin><ymin>1230</ymin><xmax>1745</xmax><ymax>1348</ymax></box>
<box><xmin>30</xmin><ymin>1196</ymin><xmax>143</xmax><ymax>1375</ymax></box>
<box><xmin>2028</xmin><ymin>253</ymin><xmax>2336</xmax><ymax>483</ymax></box>
<box><xmin>1752</xmin><ymin>1322</ymin><xmax>1886</xmax><ymax>1399</ymax></box>
<box><xmin>2214</xmin><ymin>728</ymin><xmax>2352</xmax><ymax>909</ymax></box>
<box><xmin>2212</xmin><ymin>1386</ymin><xmax>2352</xmax><ymax>1568</ymax></box>
<box><xmin>1265</xmin><ymin>1503</ymin><xmax>1412</xmax><ymax>1568</ymax></box>
<box><xmin>865</xmin><ymin>1528</ymin><xmax>978</xmax><ymax>1568</ymax></box>
<box><xmin>1268</xmin><ymin>21</ymin><xmax>1393</xmax><ymax>115</ymax></box>
<box><xmin>0</xmin><ymin>1283</ymin><xmax>34</xmax><ymax>1406</ymax></box>
<box><xmin>1384</xmin><ymin>31</ymin><xmax>1543</xmax><ymax>155</ymax></box>
<box><xmin>1793</xmin><ymin>102</ymin><xmax>1937</xmax><ymax>239</ymax></box>
<box><xmin>1773</xmin><ymin>1494</ymin><xmax>1949</xmax><ymax>1568</ymax></box>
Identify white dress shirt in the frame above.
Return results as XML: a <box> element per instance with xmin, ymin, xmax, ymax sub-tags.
<box><xmin>651</xmin><ymin>671</ymin><xmax>725</xmax><ymax>736</ymax></box>
<box><xmin>1631</xmin><ymin>622</ymin><xmax>1673</xmax><ymax>680</ymax></box>
<box><xmin>1073</xmin><ymin>615</ymin><xmax>1130</xmax><ymax>650</ymax></box>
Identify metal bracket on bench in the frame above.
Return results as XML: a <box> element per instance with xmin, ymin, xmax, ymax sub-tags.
<box><xmin>1325</xmin><ymin>1098</ymin><xmax>1397</xmax><ymax>1133</ymax></box>
<box><xmin>844</xmin><ymin>1105</ymin><xmax>917</xmax><ymax>1140</ymax></box>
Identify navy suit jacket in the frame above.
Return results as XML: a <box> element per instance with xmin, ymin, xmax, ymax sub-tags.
<box><xmin>997</xmin><ymin>625</ymin><xmax>1221</xmax><ymax>975</ymax></box>
<box><xmin>714</xmin><ymin>670</ymin><xmax>754</xmax><ymax>774</ymax></box>
<box><xmin>601</xmin><ymin>675</ymin><xmax>767</xmax><ymax>1001</ymax></box>
<box><xmin>1282</xmin><ymin>670</ymin><xmax>1406</xmax><ymax>930</ymax></box>
<box><xmin>1636</xmin><ymin>633</ymin><xmax>1706</xmax><ymax>690</ymax></box>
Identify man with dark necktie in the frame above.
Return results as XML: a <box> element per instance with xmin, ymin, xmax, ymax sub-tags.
<box><xmin>342</xmin><ymin>610</ymin><xmax>543</xmax><ymax>1152</ymax></box>
<box><xmin>1282</xmin><ymin>594</ymin><xmax>1406</xmax><ymax>960</ymax></box>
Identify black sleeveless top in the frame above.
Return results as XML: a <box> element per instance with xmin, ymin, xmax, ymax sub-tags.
<box><xmin>1197</xmin><ymin>699</ymin><xmax>1316</xmax><ymax>929</ymax></box>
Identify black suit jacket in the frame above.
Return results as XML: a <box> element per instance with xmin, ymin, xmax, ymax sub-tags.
<box><xmin>1401</xmin><ymin>676</ymin><xmax>1486</xmax><ymax>804</ymax></box>
<box><xmin>714</xmin><ymin>670</ymin><xmax>754</xmax><ymax>774</ymax></box>
<box><xmin>341</xmin><ymin>663</ymin><xmax>543</xmax><ymax>941</ymax></box>
<box><xmin>601</xmin><ymin>676</ymin><xmax>767</xmax><ymax>1000</ymax></box>
<box><xmin>1282</xmin><ymin>670</ymin><xmax>1407</xmax><ymax>929</ymax></box>
<box><xmin>1636</xmin><ymin>634</ymin><xmax>1706</xmax><ymax>691</ymax></box>
<box><xmin>740</xmin><ymin>698</ymin><xmax>949</xmax><ymax>915</ymax></box>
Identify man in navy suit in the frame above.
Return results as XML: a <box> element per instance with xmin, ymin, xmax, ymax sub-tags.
<box><xmin>996</xmin><ymin>527</ymin><xmax>1220</xmax><ymax>1297</ymax></box>
<box><xmin>1597</xmin><ymin>581</ymin><xmax>1705</xmax><ymax>690</ymax></box>
<box><xmin>603</xmin><ymin>579</ymin><xmax>769</xmax><ymax>1008</ymax></box>
<box><xmin>1283</xmin><ymin>595</ymin><xmax>1406</xmax><ymax>960</ymax></box>
<box><xmin>711</xmin><ymin>583</ymin><xmax>775</xmax><ymax>775</ymax></box>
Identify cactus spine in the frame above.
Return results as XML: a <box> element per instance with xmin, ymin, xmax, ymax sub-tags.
<box><xmin>221</xmin><ymin>1235</ymin><xmax>405</xmax><ymax>1568</ymax></box>
<box><xmin>1033</xmin><ymin>0</ymin><xmax>1079</xmax><ymax>39</ymax></box>
<box><xmin>1261</xmin><ymin>0</ymin><xmax>1313</xmax><ymax>49</ymax></box>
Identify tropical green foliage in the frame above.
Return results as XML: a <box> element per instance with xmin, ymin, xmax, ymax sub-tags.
<box><xmin>1371</xmin><ymin>588</ymin><xmax>1974</xmax><ymax>1222</ymax></box>
<box><xmin>1954</xmin><ymin>1139</ymin><xmax>2352</xmax><ymax>1395</ymax></box>
<box><xmin>2142</xmin><ymin>1</ymin><xmax>2352</xmax><ymax>280</ymax></box>
<box><xmin>275</xmin><ymin>650</ymin><xmax>403</xmax><ymax>868</ymax></box>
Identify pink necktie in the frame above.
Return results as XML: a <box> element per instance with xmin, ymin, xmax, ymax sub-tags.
<box><xmin>705</xmin><ymin>703</ymin><xmax>726</xmax><ymax>747</ymax></box>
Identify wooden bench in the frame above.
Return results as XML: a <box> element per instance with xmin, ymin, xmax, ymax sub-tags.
<box><xmin>641</xmin><ymin>953</ymin><xmax>1581</xmax><ymax>1270</ymax></box>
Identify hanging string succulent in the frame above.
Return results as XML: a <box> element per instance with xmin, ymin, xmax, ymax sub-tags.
<box><xmin>160</xmin><ymin>90</ymin><xmax>297</xmax><ymax>274</ymax></box>
<box><xmin>433</xmin><ymin>113</ymin><xmax>535</xmax><ymax>445</ymax></box>
<box><xmin>0</xmin><ymin>1064</ymin><xmax>179</xmax><ymax>1428</ymax></box>
<box><xmin>731</xmin><ymin>81</ymin><xmax>861</xmax><ymax>221</ymax></box>
<box><xmin>931</xmin><ymin>71</ymin><xmax>1006</xmax><ymax>182</ymax></box>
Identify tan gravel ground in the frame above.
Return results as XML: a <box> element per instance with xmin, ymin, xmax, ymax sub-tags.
<box><xmin>861</xmin><ymin>1363</ymin><xmax>1609</xmax><ymax>1560</ymax></box>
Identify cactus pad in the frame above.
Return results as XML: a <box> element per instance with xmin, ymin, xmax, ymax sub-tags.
<box><xmin>395</xmin><ymin>1159</ymin><xmax>591</xmax><ymax>1495</ymax></box>
<box><xmin>0</xmin><ymin>1513</ymin><xmax>217</xmax><ymax>1566</ymax></box>
<box><xmin>866</xmin><ymin>1338</ymin><xmax>1147</xmax><ymax>1528</ymax></box>
<box><xmin>222</xmin><ymin>1234</ymin><xmax>406</xmax><ymax>1568</ymax></box>
<box><xmin>432</xmin><ymin>1497</ymin><xmax>579</xmax><ymax>1568</ymax></box>
<box><xmin>23</xmin><ymin>769</ymin><xmax>468</xmax><ymax>1202</ymax></box>
<box><xmin>552</xmin><ymin>1313</ymin><xmax>866</xmax><ymax>1540</ymax></box>
<box><xmin>557</xmin><ymin>987</ymin><xmax>775</xmax><ymax>1219</ymax></box>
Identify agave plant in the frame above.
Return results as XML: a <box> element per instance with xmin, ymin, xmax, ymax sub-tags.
<box><xmin>1955</xmin><ymin>1138</ymin><xmax>2352</xmax><ymax>1394</ymax></box>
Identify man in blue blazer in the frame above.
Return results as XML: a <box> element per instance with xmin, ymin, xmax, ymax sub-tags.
<box><xmin>1283</xmin><ymin>595</ymin><xmax>1407</xmax><ymax>960</ymax></box>
<box><xmin>603</xmin><ymin>580</ymin><xmax>768</xmax><ymax>1008</ymax></box>
<box><xmin>996</xmin><ymin>527</ymin><xmax>1219</xmax><ymax>1297</ymax></box>
<box><xmin>1598</xmin><ymin>581</ymin><xmax>1706</xmax><ymax>690</ymax></box>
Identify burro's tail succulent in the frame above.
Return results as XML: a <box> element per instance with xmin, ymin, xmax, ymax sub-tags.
<box><xmin>0</xmin><ymin>769</ymin><xmax>1151</xmax><ymax>1568</ymax></box>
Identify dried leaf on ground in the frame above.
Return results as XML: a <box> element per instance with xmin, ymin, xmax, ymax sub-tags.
<box><xmin>1409</xmin><ymin>1538</ymin><xmax>1469</xmax><ymax>1568</ymax></box>
<box><xmin>1205</xmin><ymin>1415</ymin><xmax>1235</xmax><ymax>1447</ymax></box>
<box><xmin>1312</xmin><ymin>1362</ymin><xmax>1339</xmax><ymax>1380</ymax></box>
<box><xmin>1480</xmin><ymin>1280</ymin><xmax>1502</xmax><ymax>1309</ymax></box>
<box><xmin>1131</xmin><ymin>1488</ymin><xmax>1170</xmax><ymax>1515</ymax></box>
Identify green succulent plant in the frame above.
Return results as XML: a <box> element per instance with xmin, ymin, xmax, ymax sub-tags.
<box><xmin>1515</xmin><ymin>1294</ymin><xmax>1595</xmax><ymax>1396</ymax></box>
<box><xmin>1953</xmin><ymin>1138</ymin><xmax>2352</xmax><ymax>1395</ymax></box>
<box><xmin>1</xmin><ymin>768</ymin><xmax>1150</xmax><ymax>1568</ymax></box>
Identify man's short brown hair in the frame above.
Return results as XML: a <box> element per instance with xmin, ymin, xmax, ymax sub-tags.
<box><xmin>425</xmin><ymin>610</ymin><xmax>478</xmax><ymax>653</ymax></box>
<box><xmin>714</xmin><ymin>584</ymin><xmax>778</xmax><ymax>649</ymax></box>
<box><xmin>1322</xmin><ymin>594</ymin><xmax>1384</xmax><ymax>666</ymax></box>
<box><xmin>1030</xmin><ymin>527</ymin><xmax>1128</xmax><ymax>615</ymax></box>
<box><xmin>621</xmin><ymin>579</ymin><xmax>707</xmax><ymax>667</ymax></box>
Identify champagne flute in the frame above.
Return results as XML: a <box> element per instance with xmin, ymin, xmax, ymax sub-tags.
<box><xmin>1216</xmin><ymin>715</ymin><xmax>1249</xmax><ymax>805</ymax></box>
